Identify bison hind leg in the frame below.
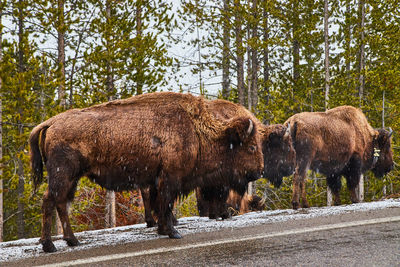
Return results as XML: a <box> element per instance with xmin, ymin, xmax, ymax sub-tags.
<box><xmin>53</xmin><ymin>178</ymin><xmax>81</xmax><ymax>247</ymax></box>
<box><xmin>40</xmin><ymin>189</ymin><xmax>57</xmax><ymax>252</ymax></box>
<box><xmin>40</xmin><ymin>238</ymin><xmax>57</xmax><ymax>253</ymax></box>
<box><xmin>327</xmin><ymin>174</ymin><xmax>342</xmax><ymax>206</ymax></box>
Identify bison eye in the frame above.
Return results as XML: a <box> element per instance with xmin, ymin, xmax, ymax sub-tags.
<box><xmin>249</xmin><ymin>145</ymin><xmax>257</xmax><ymax>153</ymax></box>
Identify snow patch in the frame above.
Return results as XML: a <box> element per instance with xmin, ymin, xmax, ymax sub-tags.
<box><xmin>1</xmin><ymin>198</ymin><xmax>399</xmax><ymax>263</ymax></box>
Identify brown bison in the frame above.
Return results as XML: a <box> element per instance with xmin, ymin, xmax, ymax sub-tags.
<box><xmin>141</xmin><ymin>99</ymin><xmax>295</xmax><ymax>224</ymax></box>
<box><xmin>29</xmin><ymin>92</ymin><xmax>264</xmax><ymax>252</ymax></box>
<box><xmin>285</xmin><ymin>105</ymin><xmax>394</xmax><ymax>209</ymax></box>
<box><xmin>194</xmin><ymin>99</ymin><xmax>296</xmax><ymax>219</ymax></box>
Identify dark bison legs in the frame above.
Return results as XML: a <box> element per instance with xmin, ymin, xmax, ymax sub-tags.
<box><xmin>156</xmin><ymin>174</ymin><xmax>181</xmax><ymax>239</ymax></box>
<box><xmin>197</xmin><ymin>186</ymin><xmax>230</xmax><ymax>219</ymax></box>
<box><xmin>292</xmin><ymin>165</ymin><xmax>310</xmax><ymax>209</ymax></box>
<box><xmin>40</xmin><ymin>190</ymin><xmax>57</xmax><ymax>253</ymax></box>
<box><xmin>346</xmin><ymin>173</ymin><xmax>362</xmax><ymax>203</ymax></box>
<box><xmin>196</xmin><ymin>187</ymin><xmax>209</xmax><ymax>217</ymax></box>
<box><xmin>141</xmin><ymin>187</ymin><xmax>157</xmax><ymax>227</ymax></box>
<box><xmin>40</xmin><ymin>170</ymin><xmax>79</xmax><ymax>253</ymax></box>
<box><xmin>344</xmin><ymin>155</ymin><xmax>363</xmax><ymax>203</ymax></box>
<box><xmin>142</xmin><ymin>185</ymin><xmax>178</xmax><ymax>228</ymax></box>
<box><xmin>327</xmin><ymin>174</ymin><xmax>342</xmax><ymax>205</ymax></box>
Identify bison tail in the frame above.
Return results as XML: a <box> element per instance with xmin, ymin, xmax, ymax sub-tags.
<box><xmin>29</xmin><ymin>123</ymin><xmax>50</xmax><ymax>193</ymax></box>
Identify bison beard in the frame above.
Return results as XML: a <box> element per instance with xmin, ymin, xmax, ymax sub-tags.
<box><xmin>285</xmin><ymin>105</ymin><xmax>394</xmax><ymax>210</ymax></box>
<box><xmin>29</xmin><ymin>92</ymin><xmax>264</xmax><ymax>253</ymax></box>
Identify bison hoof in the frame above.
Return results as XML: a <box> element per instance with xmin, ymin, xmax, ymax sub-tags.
<box><xmin>146</xmin><ymin>220</ymin><xmax>157</xmax><ymax>228</ymax></box>
<box><xmin>208</xmin><ymin>214</ymin><xmax>217</xmax><ymax>220</ymax></box>
<box><xmin>292</xmin><ymin>201</ymin><xmax>300</xmax><ymax>210</ymax></box>
<box><xmin>220</xmin><ymin>212</ymin><xmax>231</xmax><ymax>220</ymax></box>
<box><xmin>40</xmin><ymin>239</ymin><xmax>57</xmax><ymax>253</ymax></box>
<box><xmin>168</xmin><ymin>230</ymin><xmax>182</xmax><ymax>239</ymax></box>
<box><xmin>64</xmin><ymin>237</ymin><xmax>80</xmax><ymax>247</ymax></box>
<box><xmin>301</xmin><ymin>203</ymin><xmax>310</xmax><ymax>209</ymax></box>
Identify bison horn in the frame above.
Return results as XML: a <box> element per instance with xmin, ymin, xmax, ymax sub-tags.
<box><xmin>247</xmin><ymin>119</ymin><xmax>254</xmax><ymax>136</ymax></box>
<box><xmin>284</xmin><ymin>123</ymin><xmax>291</xmax><ymax>138</ymax></box>
<box><xmin>388</xmin><ymin>127</ymin><xmax>393</xmax><ymax>137</ymax></box>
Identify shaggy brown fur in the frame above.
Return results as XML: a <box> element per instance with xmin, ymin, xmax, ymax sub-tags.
<box><xmin>226</xmin><ymin>191</ymin><xmax>265</xmax><ymax>214</ymax></box>
<box><xmin>29</xmin><ymin>92</ymin><xmax>263</xmax><ymax>252</ymax></box>
<box><xmin>194</xmin><ymin>99</ymin><xmax>295</xmax><ymax>219</ymax></box>
<box><xmin>141</xmin><ymin>99</ymin><xmax>295</xmax><ymax>224</ymax></box>
<box><xmin>285</xmin><ymin>105</ymin><xmax>394</xmax><ymax>209</ymax></box>
<box><xmin>206</xmin><ymin>99</ymin><xmax>296</xmax><ymax>183</ymax></box>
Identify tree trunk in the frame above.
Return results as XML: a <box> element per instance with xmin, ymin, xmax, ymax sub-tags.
<box><xmin>250</xmin><ymin>0</ymin><xmax>258</xmax><ymax>113</ymax></box>
<box><xmin>0</xmin><ymin>97</ymin><xmax>2</xmax><ymax>242</ymax></box>
<box><xmin>345</xmin><ymin>0</ymin><xmax>351</xmax><ymax>91</ymax></box>
<box><xmin>234</xmin><ymin>0</ymin><xmax>245</xmax><ymax>106</ymax></box>
<box><xmin>222</xmin><ymin>0</ymin><xmax>231</xmax><ymax>99</ymax></box>
<box><xmin>262</xmin><ymin>3</ymin><xmax>270</xmax><ymax>120</ymax></box>
<box><xmin>0</xmin><ymin>8</ymin><xmax>3</xmax><ymax>242</ymax></box>
<box><xmin>54</xmin><ymin>0</ymin><xmax>67</xmax><ymax>235</ymax></box>
<box><xmin>17</xmin><ymin>126</ymin><xmax>25</xmax><ymax>239</ymax></box>
<box><xmin>358</xmin><ymin>0</ymin><xmax>365</xmax><ymax>106</ymax></box>
<box><xmin>246</xmin><ymin>0</ymin><xmax>251</xmax><ymax>110</ymax></box>
<box><xmin>17</xmin><ymin>0</ymin><xmax>25</xmax><ymax>239</ymax></box>
<box><xmin>136</xmin><ymin>2</ymin><xmax>143</xmax><ymax>95</ymax></box>
<box><xmin>104</xmin><ymin>0</ymin><xmax>116</xmax><ymax>228</ymax></box>
<box><xmin>57</xmin><ymin>0</ymin><xmax>66</xmax><ymax>108</ymax></box>
<box><xmin>356</xmin><ymin>0</ymin><xmax>365</xmax><ymax>201</ymax></box>
<box><xmin>324</xmin><ymin>0</ymin><xmax>330</xmax><ymax>111</ymax></box>
<box><xmin>105</xmin><ymin>191</ymin><xmax>116</xmax><ymax>228</ymax></box>
<box><xmin>324</xmin><ymin>0</ymin><xmax>332</xmax><ymax>206</ymax></box>
<box><xmin>382</xmin><ymin>91</ymin><xmax>386</xmax><ymax>196</ymax></box>
<box><xmin>292</xmin><ymin>1</ymin><xmax>300</xmax><ymax>107</ymax></box>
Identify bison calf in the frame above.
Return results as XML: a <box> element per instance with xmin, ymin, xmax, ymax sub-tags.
<box><xmin>285</xmin><ymin>105</ymin><xmax>394</xmax><ymax>209</ymax></box>
<box><xmin>30</xmin><ymin>92</ymin><xmax>264</xmax><ymax>252</ymax></box>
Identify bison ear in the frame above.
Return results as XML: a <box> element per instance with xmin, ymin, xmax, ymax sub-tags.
<box><xmin>225</xmin><ymin>117</ymin><xmax>256</xmax><ymax>146</ymax></box>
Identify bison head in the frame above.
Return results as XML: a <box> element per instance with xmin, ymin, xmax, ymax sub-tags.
<box><xmin>223</xmin><ymin>117</ymin><xmax>264</xmax><ymax>193</ymax></box>
<box><xmin>371</xmin><ymin>128</ymin><xmax>394</xmax><ymax>178</ymax></box>
<box><xmin>262</xmin><ymin>124</ymin><xmax>296</xmax><ymax>188</ymax></box>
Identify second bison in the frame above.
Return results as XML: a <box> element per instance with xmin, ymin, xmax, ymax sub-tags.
<box><xmin>285</xmin><ymin>105</ymin><xmax>394</xmax><ymax>209</ymax></box>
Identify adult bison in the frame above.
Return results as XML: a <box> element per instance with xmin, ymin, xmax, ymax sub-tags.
<box><xmin>194</xmin><ymin>99</ymin><xmax>296</xmax><ymax>219</ymax></box>
<box><xmin>285</xmin><ymin>105</ymin><xmax>394</xmax><ymax>210</ymax></box>
<box><xmin>141</xmin><ymin>99</ymin><xmax>295</xmax><ymax>223</ymax></box>
<box><xmin>29</xmin><ymin>92</ymin><xmax>264</xmax><ymax>252</ymax></box>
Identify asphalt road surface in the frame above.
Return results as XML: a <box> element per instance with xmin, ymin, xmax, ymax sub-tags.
<box><xmin>4</xmin><ymin>207</ymin><xmax>400</xmax><ymax>267</ymax></box>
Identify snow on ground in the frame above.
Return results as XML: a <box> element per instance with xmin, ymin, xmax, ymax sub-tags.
<box><xmin>1</xmin><ymin>198</ymin><xmax>400</xmax><ymax>263</ymax></box>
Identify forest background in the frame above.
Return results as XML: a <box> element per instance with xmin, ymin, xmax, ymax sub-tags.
<box><xmin>0</xmin><ymin>0</ymin><xmax>399</xmax><ymax>242</ymax></box>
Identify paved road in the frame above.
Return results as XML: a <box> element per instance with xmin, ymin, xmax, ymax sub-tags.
<box><xmin>4</xmin><ymin>207</ymin><xmax>400</xmax><ymax>267</ymax></box>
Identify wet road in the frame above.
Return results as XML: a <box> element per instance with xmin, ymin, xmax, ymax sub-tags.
<box><xmin>5</xmin><ymin>207</ymin><xmax>400</xmax><ymax>266</ymax></box>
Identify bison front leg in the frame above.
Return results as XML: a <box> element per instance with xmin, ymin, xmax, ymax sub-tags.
<box><xmin>292</xmin><ymin>166</ymin><xmax>307</xmax><ymax>210</ymax></box>
<box><xmin>195</xmin><ymin>187</ymin><xmax>209</xmax><ymax>217</ymax></box>
<box><xmin>216</xmin><ymin>187</ymin><xmax>230</xmax><ymax>219</ymax></box>
<box><xmin>141</xmin><ymin>187</ymin><xmax>157</xmax><ymax>227</ymax></box>
<box><xmin>345</xmin><ymin>156</ymin><xmax>363</xmax><ymax>203</ymax></box>
<box><xmin>346</xmin><ymin>173</ymin><xmax>362</xmax><ymax>203</ymax></box>
<box><xmin>40</xmin><ymin>190</ymin><xmax>57</xmax><ymax>253</ymax></box>
<box><xmin>327</xmin><ymin>174</ymin><xmax>342</xmax><ymax>206</ymax></box>
<box><xmin>156</xmin><ymin>177</ymin><xmax>181</xmax><ymax>239</ymax></box>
